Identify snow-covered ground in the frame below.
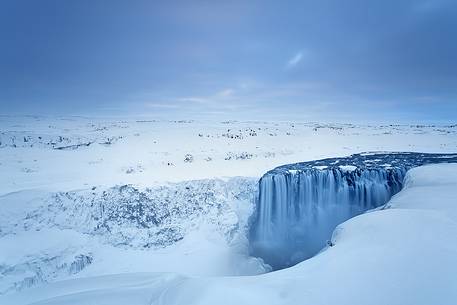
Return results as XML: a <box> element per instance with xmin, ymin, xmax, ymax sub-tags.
<box><xmin>2</xmin><ymin>163</ymin><xmax>456</xmax><ymax>305</ymax></box>
<box><xmin>1</xmin><ymin>116</ymin><xmax>456</xmax><ymax>193</ymax></box>
<box><xmin>1</xmin><ymin>116</ymin><xmax>457</xmax><ymax>304</ymax></box>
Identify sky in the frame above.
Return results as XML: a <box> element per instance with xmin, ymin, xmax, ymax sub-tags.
<box><xmin>1</xmin><ymin>0</ymin><xmax>456</xmax><ymax>122</ymax></box>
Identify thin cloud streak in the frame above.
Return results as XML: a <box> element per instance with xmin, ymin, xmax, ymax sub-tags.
<box><xmin>286</xmin><ymin>52</ymin><xmax>303</xmax><ymax>68</ymax></box>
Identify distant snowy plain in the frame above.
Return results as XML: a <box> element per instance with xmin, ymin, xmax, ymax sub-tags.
<box><xmin>1</xmin><ymin>116</ymin><xmax>456</xmax><ymax>304</ymax></box>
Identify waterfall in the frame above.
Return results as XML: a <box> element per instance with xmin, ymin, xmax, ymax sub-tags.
<box><xmin>249</xmin><ymin>152</ymin><xmax>457</xmax><ymax>270</ymax></box>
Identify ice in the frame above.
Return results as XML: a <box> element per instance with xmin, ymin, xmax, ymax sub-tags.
<box><xmin>338</xmin><ymin>165</ymin><xmax>357</xmax><ymax>171</ymax></box>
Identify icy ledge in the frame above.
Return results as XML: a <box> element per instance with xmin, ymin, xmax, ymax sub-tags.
<box><xmin>3</xmin><ymin>163</ymin><xmax>457</xmax><ymax>305</ymax></box>
<box><xmin>249</xmin><ymin>152</ymin><xmax>457</xmax><ymax>269</ymax></box>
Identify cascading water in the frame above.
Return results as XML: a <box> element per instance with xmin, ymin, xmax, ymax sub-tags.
<box><xmin>249</xmin><ymin>152</ymin><xmax>457</xmax><ymax>270</ymax></box>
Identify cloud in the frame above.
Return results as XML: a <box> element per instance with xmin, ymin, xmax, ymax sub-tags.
<box><xmin>173</xmin><ymin>88</ymin><xmax>249</xmax><ymax>111</ymax></box>
<box><xmin>145</xmin><ymin>102</ymin><xmax>181</xmax><ymax>109</ymax></box>
<box><xmin>217</xmin><ymin>88</ymin><xmax>234</xmax><ymax>97</ymax></box>
<box><xmin>176</xmin><ymin>97</ymin><xmax>208</xmax><ymax>104</ymax></box>
<box><xmin>286</xmin><ymin>52</ymin><xmax>303</xmax><ymax>68</ymax></box>
<box><xmin>176</xmin><ymin>88</ymin><xmax>236</xmax><ymax>106</ymax></box>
